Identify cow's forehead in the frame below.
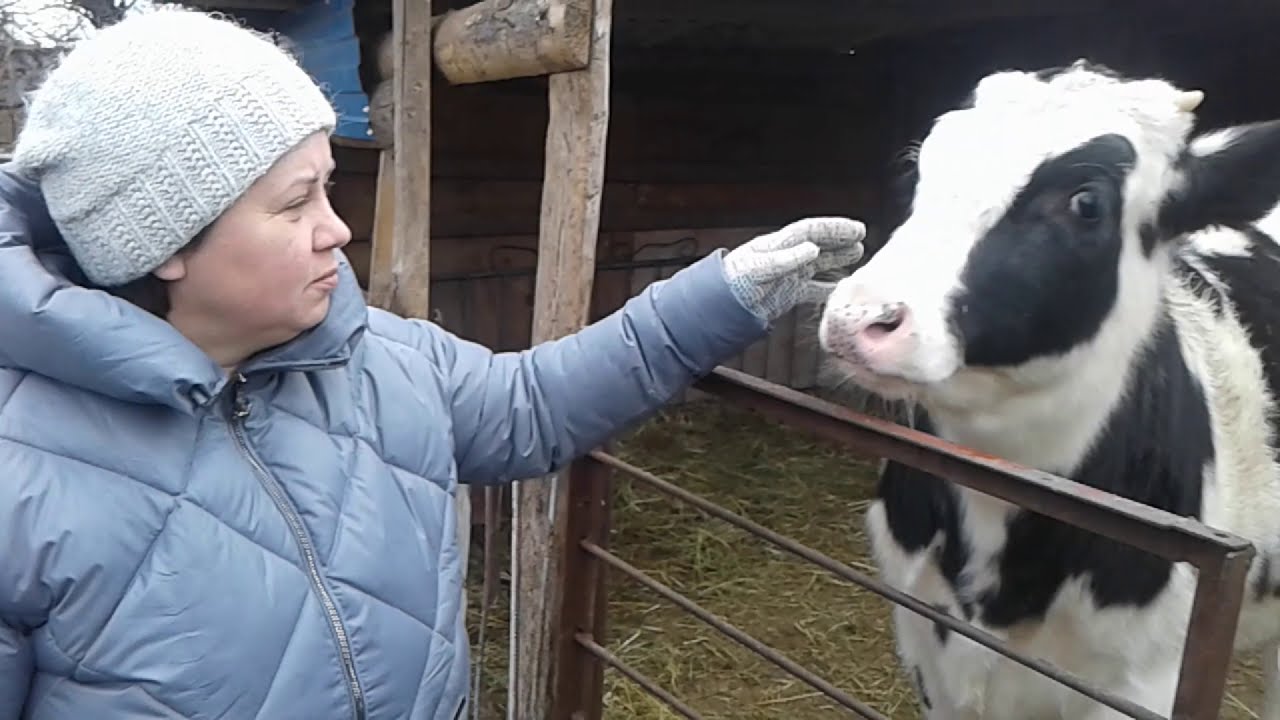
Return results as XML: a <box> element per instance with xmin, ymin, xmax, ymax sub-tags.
<box><xmin>910</xmin><ymin>64</ymin><xmax>1196</xmax><ymax>227</ymax></box>
<box><xmin>971</xmin><ymin>63</ymin><xmax>1193</xmax><ymax>139</ymax></box>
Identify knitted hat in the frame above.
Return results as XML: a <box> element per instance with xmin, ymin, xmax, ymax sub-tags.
<box><xmin>11</xmin><ymin>8</ymin><xmax>337</xmax><ymax>287</ymax></box>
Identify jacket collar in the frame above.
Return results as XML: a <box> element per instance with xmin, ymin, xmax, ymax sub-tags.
<box><xmin>0</xmin><ymin>164</ymin><xmax>369</xmax><ymax>415</ymax></box>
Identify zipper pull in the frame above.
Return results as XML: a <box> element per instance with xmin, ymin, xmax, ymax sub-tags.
<box><xmin>232</xmin><ymin>372</ymin><xmax>251</xmax><ymax>419</ymax></box>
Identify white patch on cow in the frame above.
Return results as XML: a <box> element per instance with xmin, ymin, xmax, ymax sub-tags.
<box><xmin>823</xmin><ymin>61</ymin><xmax>1280</xmax><ymax>719</ymax></box>
<box><xmin>1184</xmin><ymin>225</ymin><xmax>1252</xmax><ymax>258</ymax></box>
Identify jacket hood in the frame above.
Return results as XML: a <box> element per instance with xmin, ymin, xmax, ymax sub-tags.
<box><xmin>0</xmin><ymin>164</ymin><xmax>369</xmax><ymax>415</ymax></box>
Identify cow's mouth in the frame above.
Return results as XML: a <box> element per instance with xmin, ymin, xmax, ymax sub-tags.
<box><xmin>825</xmin><ymin>354</ymin><xmax>922</xmax><ymax>402</ymax></box>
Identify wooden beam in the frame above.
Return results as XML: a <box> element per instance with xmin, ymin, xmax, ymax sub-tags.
<box><xmin>508</xmin><ymin>0</ymin><xmax>613</xmax><ymax>716</ymax></box>
<box><xmin>433</xmin><ymin>0</ymin><xmax>592</xmax><ymax>85</ymax></box>
<box><xmin>368</xmin><ymin>0</ymin><xmax>433</xmax><ymax>316</ymax></box>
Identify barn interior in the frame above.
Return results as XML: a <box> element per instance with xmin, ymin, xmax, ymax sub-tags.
<box><xmin>188</xmin><ymin>0</ymin><xmax>1280</xmax><ymax>716</ymax></box>
<box><xmin>311</xmin><ymin>0</ymin><xmax>1280</xmax><ymax>386</ymax></box>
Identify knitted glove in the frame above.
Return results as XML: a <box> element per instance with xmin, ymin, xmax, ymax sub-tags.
<box><xmin>722</xmin><ymin>217</ymin><xmax>866</xmax><ymax>322</ymax></box>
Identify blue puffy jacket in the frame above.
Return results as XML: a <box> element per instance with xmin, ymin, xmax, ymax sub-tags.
<box><xmin>0</xmin><ymin>165</ymin><xmax>770</xmax><ymax>719</ymax></box>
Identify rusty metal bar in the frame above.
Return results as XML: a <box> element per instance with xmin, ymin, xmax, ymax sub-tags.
<box><xmin>573</xmin><ymin>633</ymin><xmax>705</xmax><ymax>720</ymax></box>
<box><xmin>1173</xmin><ymin>547</ymin><xmax>1253</xmax><ymax>719</ymax></box>
<box><xmin>581</xmin><ymin>539</ymin><xmax>891</xmax><ymax>720</ymax></box>
<box><xmin>695</xmin><ymin>366</ymin><xmax>1252</xmax><ymax>564</ymax></box>
<box><xmin>587</xmin><ymin>451</ymin><xmax>1163</xmax><ymax>720</ymax></box>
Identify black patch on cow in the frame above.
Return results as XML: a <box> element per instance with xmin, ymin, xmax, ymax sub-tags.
<box><xmin>1159</xmin><ymin>120</ymin><xmax>1280</xmax><ymax>241</ymax></box>
<box><xmin>877</xmin><ymin>411</ymin><xmax>970</xmax><ymax>591</ymax></box>
<box><xmin>950</xmin><ymin>134</ymin><xmax>1137</xmax><ymax>368</ymax></box>
<box><xmin>1140</xmin><ymin>223</ymin><xmax>1160</xmax><ymax>257</ymax></box>
<box><xmin>878</xmin><ymin>308</ymin><xmax>1214</xmax><ymax>629</ymax></box>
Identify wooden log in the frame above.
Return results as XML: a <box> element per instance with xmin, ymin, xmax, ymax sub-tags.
<box><xmin>374</xmin><ymin>29</ymin><xmax>396</xmax><ymax>80</ymax></box>
<box><xmin>508</xmin><ymin>0</ymin><xmax>612</xmax><ymax>715</ymax></box>
<box><xmin>433</xmin><ymin>0</ymin><xmax>592</xmax><ymax>85</ymax></box>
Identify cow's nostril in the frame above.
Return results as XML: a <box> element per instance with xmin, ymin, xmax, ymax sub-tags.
<box><xmin>863</xmin><ymin>303</ymin><xmax>907</xmax><ymax>337</ymax></box>
<box><xmin>869</xmin><ymin>316</ymin><xmax>903</xmax><ymax>335</ymax></box>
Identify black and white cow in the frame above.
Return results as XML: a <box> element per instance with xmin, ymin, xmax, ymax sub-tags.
<box><xmin>817</xmin><ymin>59</ymin><xmax>1280</xmax><ymax>719</ymax></box>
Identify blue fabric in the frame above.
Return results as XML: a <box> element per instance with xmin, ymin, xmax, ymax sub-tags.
<box><xmin>0</xmin><ymin>163</ymin><xmax>770</xmax><ymax>719</ymax></box>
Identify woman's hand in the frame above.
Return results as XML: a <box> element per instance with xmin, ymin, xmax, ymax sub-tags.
<box><xmin>722</xmin><ymin>217</ymin><xmax>867</xmax><ymax>321</ymax></box>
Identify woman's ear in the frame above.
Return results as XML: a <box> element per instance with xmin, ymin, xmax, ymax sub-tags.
<box><xmin>152</xmin><ymin>254</ymin><xmax>187</xmax><ymax>281</ymax></box>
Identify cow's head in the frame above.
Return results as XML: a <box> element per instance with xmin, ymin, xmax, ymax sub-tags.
<box><xmin>819</xmin><ymin>60</ymin><xmax>1280</xmax><ymax>410</ymax></box>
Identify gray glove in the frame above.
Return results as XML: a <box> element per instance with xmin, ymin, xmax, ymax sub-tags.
<box><xmin>722</xmin><ymin>217</ymin><xmax>866</xmax><ymax>322</ymax></box>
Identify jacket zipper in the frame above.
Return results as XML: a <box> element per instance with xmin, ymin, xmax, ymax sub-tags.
<box><xmin>226</xmin><ymin>373</ymin><xmax>367</xmax><ymax>720</ymax></box>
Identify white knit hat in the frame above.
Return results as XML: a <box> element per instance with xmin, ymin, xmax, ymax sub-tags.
<box><xmin>11</xmin><ymin>8</ymin><xmax>337</xmax><ymax>286</ymax></box>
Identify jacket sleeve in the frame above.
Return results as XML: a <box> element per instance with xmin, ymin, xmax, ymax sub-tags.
<box><xmin>0</xmin><ymin>622</ymin><xmax>31</xmax><ymax>716</ymax></box>
<box><xmin>373</xmin><ymin>249</ymin><xmax>770</xmax><ymax>484</ymax></box>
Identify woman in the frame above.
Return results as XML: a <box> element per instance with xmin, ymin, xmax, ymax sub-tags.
<box><xmin>0</xmin><ymin>8</ymin><xmax>865</xmax><ymax>720</ymax></box>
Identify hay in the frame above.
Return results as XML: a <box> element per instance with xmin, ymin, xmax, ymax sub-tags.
<box><xmin>464</xmin><ymin>401</ymin><xmax>1267</xmax><ymax>719</ymax></box>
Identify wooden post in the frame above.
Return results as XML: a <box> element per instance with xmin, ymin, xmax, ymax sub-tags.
<box><xmin>552</xmin><ymin>454</ymin><xmax>613</xmax><ymax>720</ymax></box>
<box><xmin>367</xmin><ymin>0</ymin><xmax>432</xmax><ymax>317</ymax></box>
<box><xmin>508</xmin><ymin>0</ymin><xmax>613</xmax><ymax>716</ymax></box>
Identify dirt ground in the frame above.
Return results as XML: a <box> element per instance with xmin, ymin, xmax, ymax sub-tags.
<box><xmin>464</xmin><ymin>401</ymin><xmax>1267</xmax><ymax>719</ymax></box>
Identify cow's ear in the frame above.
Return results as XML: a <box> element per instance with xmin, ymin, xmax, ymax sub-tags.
<box><xmin>1157</xmin><ymin>117</ymin><xmax>1280</xmax><ymax>239</ymax></box>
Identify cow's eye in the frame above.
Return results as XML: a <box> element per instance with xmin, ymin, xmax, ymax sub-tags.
<box><xmin>1069</xmin><ymin>189</ymin><xmax>1101</xmax><ymax>221</ymax></box>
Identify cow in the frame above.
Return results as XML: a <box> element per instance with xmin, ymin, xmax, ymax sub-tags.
<box><xmin>816</xmin><ymin>59</ymin><xmax>1280</xmax><ymax>719</ymax></box>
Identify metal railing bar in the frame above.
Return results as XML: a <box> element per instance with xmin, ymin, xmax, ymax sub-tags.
<box><xmin>1172</xmin><ymin>547</ymin><xmax>1253</xmax><ymax>719</ymax></box>
<box><xmin>573</xmin><ymin>632</ymin><xmax>706</xmax><ymax>720</ymax></box>
<box><xmin>587</xmin><ymin>450</ymin><xmax>1163</xmax><ymax>720</ymax></box>
<box><xmin>695</xmin><ymin>366</ymin><xmax>1251</xmax><ymax>564</ymax></box>
<box><xmin>580</xmin><ymin>540</ymin><xmax>891</xmax><ymax>720</ymax></box>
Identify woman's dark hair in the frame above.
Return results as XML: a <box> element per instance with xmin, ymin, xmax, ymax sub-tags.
<box><xmin>101</xmin><ymin>226</ymin><xmax>210</xmax><ymax>318</ymax></box>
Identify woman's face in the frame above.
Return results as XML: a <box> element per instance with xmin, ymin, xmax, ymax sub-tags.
<box><xmin>154</xmin><ymin>132</ymin><xmax>352</xmax><ymax>366</ymax></box>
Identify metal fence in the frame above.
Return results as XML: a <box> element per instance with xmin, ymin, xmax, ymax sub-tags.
<box><xmin>554</xmin><ymin>366</ymin><xmax>1255</xmax><ymax>720</ymax></box>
